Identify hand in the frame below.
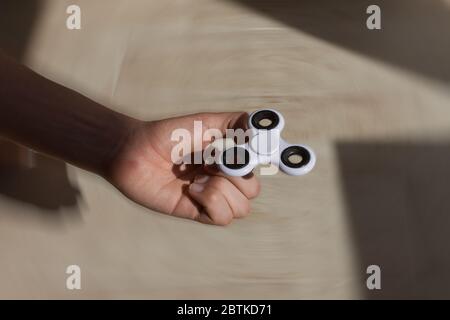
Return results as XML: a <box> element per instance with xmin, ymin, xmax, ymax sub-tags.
<box><xmin>0</xmin><ymin>54</ymin><xmax>260</xmax><ymax>225</ymax></box>
<box><xmin>106</xmin><ymin>112</ymin><xmax>261</xmax><ymax>225</ymax></box>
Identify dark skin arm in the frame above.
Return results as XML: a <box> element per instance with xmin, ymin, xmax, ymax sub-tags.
<box><xmin>0</xmin><ymin>51</ymin><xmax>135</xmax><ymax>175</ymax></box>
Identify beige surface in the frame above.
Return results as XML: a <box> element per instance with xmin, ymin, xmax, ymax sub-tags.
<box><xmin>1</xmin><ymin>0</ymin><xmax>450</xmax><ymax>299</ymax></box>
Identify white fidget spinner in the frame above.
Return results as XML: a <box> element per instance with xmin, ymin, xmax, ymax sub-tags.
<box><xmin>217</xmin><ymin>109</ymin><xmax>316</xmax><ymax>177</ymax></box>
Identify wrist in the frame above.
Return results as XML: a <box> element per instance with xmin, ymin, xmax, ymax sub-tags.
<box><xmin>100</xmin><ymin>115</ymin><xmax>144</xmax><ymax>180</ymax></box>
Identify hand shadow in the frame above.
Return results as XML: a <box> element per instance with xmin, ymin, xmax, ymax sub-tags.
<box><xmin>0</xmin><ymin>139</ymin><xmax>82</xmax><ymax>219</ymax></box>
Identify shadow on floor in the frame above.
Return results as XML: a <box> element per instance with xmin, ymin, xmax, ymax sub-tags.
<box><xmin>0</xmin><ymin>0</ymin><xmax>42</xmax><ymax>61</ymax></box>
<box><xmin>0</xmin><ymin>1</ymin><xmax>82</xmax><ymax>216</ymax></box>
<box><xmin>230</xmin><ymin>0</ymin><xmax>450</xmax><ymax>84</ymax></box>
<box><xmin>336</xmin><ymin>141</ymin><xmax>450</xmax><ymax>299</ymax></box>
<box><xmin>0</xmin><ymin>144</ymin><xmax>81</xmax><ymax>211</ymax></box>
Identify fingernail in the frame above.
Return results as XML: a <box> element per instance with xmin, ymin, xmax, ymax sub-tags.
<box><xmin>194</xmin><ymin>175</ymin><xmax>210</xmax><ymax>184</ymax></box>
<box><xmin>190</xmin><ymin>182</ymin><xmax>205</xmax><ymax>193</ymax></box>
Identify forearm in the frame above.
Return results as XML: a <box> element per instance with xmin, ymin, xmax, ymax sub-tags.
<box><xmin>0</xmin><ymin>52</ymin><xmax>139</xmax><ymax>176</ymax></box>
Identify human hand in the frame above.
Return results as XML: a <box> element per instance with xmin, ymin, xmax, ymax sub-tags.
<box><xmin>106</xmin><ymin>112</ymin><xmax>261</xmax><ymax>225</ymax></box>
<box><xmin>0</xmin><ymin>54</ymin><xmax>259</xmax><ymax>225</ymax></box>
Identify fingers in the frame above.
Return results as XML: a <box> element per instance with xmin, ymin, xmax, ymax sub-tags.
<box><xmin>163</xmin><ymin>112</ymin><xmax>249</xmax><ymax>164</ymax></box>
<box><xmin>188</xmin><ymin>174</ymin><xmax>258</xmax><ymax>225</ymax></box>
<box><xmin>204</xmin><ymin>165</ymin><xmax>261</xmax><ymax>199</ymax></box>
<box><xmin>188</xmin><ymin>175</ymin><xmax>234</xmax><ymax>226</ymax></box>
<box><xmin>200</xmin><ymin>112</ymin><xmax>249</xmax><ymax>133</ymax></box>
<box><xmin>209</xmin><ymin>176</ymin><xmax>251</xmax><ymax>218</ymax></box>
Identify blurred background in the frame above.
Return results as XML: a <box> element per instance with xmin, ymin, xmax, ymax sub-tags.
<box><xmin>0</xmin><ymin>0</ymin><xmax>450</xmax><ymax>299</ymax></box>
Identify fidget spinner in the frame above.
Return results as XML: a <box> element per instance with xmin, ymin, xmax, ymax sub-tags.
<box><xmin>217</xmin><ymin>109</ymin><xmax>316</xmax><ymax>176</ymax></box>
